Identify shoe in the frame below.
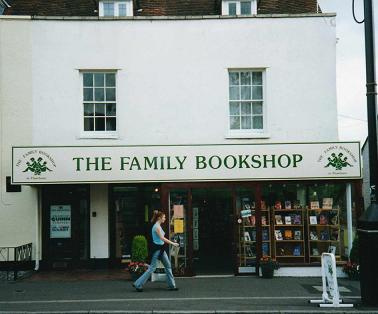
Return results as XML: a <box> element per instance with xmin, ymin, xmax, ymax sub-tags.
<box><xmin>132</xmin><ymin>283</ymin><xmax>143</xmax><ymax>292</ymax></box>
<box><xmin>168</xmin><ymin>287</ymin><xmax>179</xmax><ymax>291</ymax></box>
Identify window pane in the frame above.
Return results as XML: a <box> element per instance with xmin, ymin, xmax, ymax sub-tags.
<box><xmin>106</xmin><ymin>118</ymin><xmax>116</xmax><ymax>131</ymax></box>
<box><xmin>241</xmin><ymin>102</ymin><xmax>251</xmax><ymax>115</ymax></box>
<box><xmin>252</xmin><ymin>72</ymin><xmax>262</xmax><ymax>85</ymax></box>
<box><xmin>230</xmin><ymin>116</ymin><xmax>240</xmax><ymax>129</ymax></box>
<box><xmin>252</xmin><ymin>86</ymin><xmax>263</xmax><ymax>100</ymax></box>
<box><xmin>95</xmin><ymin>103</ymin><xmax>105</xmax><ymax>116</ymax></box>
<box><xmin>241</xmin><ymin>116</ymin><xmax>252</xmax><ymax>129</ymax></box>
<box><xmin>104</xmin><ymin>2</ymin><xmax>114</xmax><ymax>16</ymax></box>
<box><xmin>84</xmin><ymin>118</ymin><xmax>94</xmax><ymax>131</ymax></box>
<box><xmin>229</xmin><ymin>86</ymin><xmax>240</xmax><ymax>100</ymax></box>
<box><xmin>83</xmin><ymin>88</ymin><xmax>93</xmax><ymax>101</ymax></box>
<box><xmin>84</xmin><ymin>103</ymin><xmax>94</xmax><ymax>116</ymax></box>
<box><xmin>253</xmin><ymin>116</ymin><xmax>263</xmax><ymax>129</ymax></box>
<box><xmin>119</xmin><ymin>3</ymin><xmax>127</xmax><ymax>16</ymax></box>
<box><xmin>106</xmin><ymin>88</ymin><xmax>116</xmax><ymax>101</ymax></box>
<box><xmin>241</xmin><ymin>86</ymin><xmax>251</xmax><ymax>100</ymax></box>
<box><xmin>228</xmin><ymin>3</ymin><xmax>237</xmax><ymax>15</ymax></box>
<box><xmin>95</xmin><ymin>117</ymin><xmax>105</xmax><ymax>131</ymax></box>
<box><xmin>83</xmin><ymin>73</ymin><xmax>93</xmax><ymax>87</ymax></box>
<box><xmin>252</xmin><ymin>102</ymin><xmax>263</xmax><ymax>114</ymax></box>
<box><xmin>229</xmin><ymin>72</ymin><xmax>239</xmax><ymax>85</ymax></box>
<box><xmin>241</xmin><ymin>1</ymin><xmax>251</xmax><ymax>15</ymax></box>
<box><xmin>94</xmin><ymin>73</ymin><xmax>104</xmax><ymax>87</ymax></box>
<box><xmin>106</xmin><ymin>73</ymin><xmax>116</xmax><ymax>87</ymax></box>
<box><xmin>106</xmin><ymin>103</ymin><xmax>116</xmax><ymax>116</ymax></box>
<box><xmin>241</xmin><ymin>72</ymin><xmax>251</xmax><ymax>85</ymax></box>
<box><xmin>95</xmin><ymin>88</ymin><xmax>105</xmax><ymax>101</ymax></box>
<box><xmin>230</xmin><ymin>102</ymin><xmax>240</xmax><ymax>115</ymax></box>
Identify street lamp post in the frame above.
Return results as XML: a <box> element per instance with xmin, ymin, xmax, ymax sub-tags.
<box><xmin>358</xmin><ymin>0</ymin><xmax>378</xmax><ymax>307</ymax></box>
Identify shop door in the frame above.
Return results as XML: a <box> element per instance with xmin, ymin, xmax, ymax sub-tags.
<box><xmin>42</xmin><ymin>185</ymin><xmax>90</xmax><ymax>269</ymax></box>
<box><xmin>191</xmin><ymin>188</ymin><xmax>234</xmax><ymax>275</ymax></box>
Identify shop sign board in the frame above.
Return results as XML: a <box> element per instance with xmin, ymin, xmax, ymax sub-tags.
<box><xmin>50</xmin><ymin>205</ymin><xmax>71</xmax><ymax>238</ymax></box>
<box><xmin>12</xmin><ymin>142</ymin><xmax>361</xmax><ymax>184</ymax></box>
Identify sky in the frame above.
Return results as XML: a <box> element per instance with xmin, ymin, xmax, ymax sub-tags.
<box><xmin>317</xmin><ymin>0</ymin><xmax>376</xmax><ymax>144</ymax></box>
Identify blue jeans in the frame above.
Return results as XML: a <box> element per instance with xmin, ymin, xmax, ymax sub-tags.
<box><xmin>134</xmin><ymin>249</ymin><xmax>176</xmax><ymax>289</ymax></box>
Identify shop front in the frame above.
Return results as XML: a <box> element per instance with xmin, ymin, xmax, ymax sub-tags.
<box><xmin>12</xmin><ymin>142</ymin><xmax>362</xmax><ymax>275</ymax></box>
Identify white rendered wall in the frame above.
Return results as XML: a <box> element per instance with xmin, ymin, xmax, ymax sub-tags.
<box><xmin>0</xmin><ymin>15</ymin><xmax>337</xmax><ymax>260</ymax></box>
<box><xmin>0</xmin><ymin>18</ymin><xmax>39</xmax><ymax>257</ymax></box>
<box><xmin>90</xmin><ymin>184</ymin><xmax>109</xmax><ymax>259</ymax></box>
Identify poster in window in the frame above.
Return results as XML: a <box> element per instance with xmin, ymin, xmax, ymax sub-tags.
<box><xmin>50</xmin><ymin>205</ymin><xmax>71</xmax><ymax>238</ymax></box>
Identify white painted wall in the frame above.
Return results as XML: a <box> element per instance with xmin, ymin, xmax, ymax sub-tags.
<box><xmin>90</xmin><ymin>184</ymin><xmax>109</xmax><ymax>258</ymax></box>
<box><xmin>0</xmin><ymin>15</ymin><xmax>337</xmax><ymax>260</ymax></box>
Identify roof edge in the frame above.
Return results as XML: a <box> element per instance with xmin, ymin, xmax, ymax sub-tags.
<box><xmin>0</xmin><ymin>12</ymin><xmax>336</xmax><ymax>21</ymax></box>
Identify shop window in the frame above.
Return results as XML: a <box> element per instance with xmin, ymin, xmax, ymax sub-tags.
<box><xmin>82</xmin><ymin>71</ymin><xmax>117</xmax><ymax>137</ymax></box>
<box><xmin>111</xmin><ymin>185</ymin><xmax>161</xmax><ymax>261</ymax></box>
<box><xmin>169</xmin><ymin>189</ymin><xmax>188</xmax><ymax>275</ymax></box>
<box><xmin>6</xmin><ymin>176</ymin><xmax>21</xmax><ymax>192</ymax></box>
<box><xmin>228</xmin><ymin>70</ymin><xmax>265</xmax><ymax>134</ymax></box>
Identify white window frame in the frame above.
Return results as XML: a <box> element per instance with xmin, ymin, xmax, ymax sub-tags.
<box><xmin>79</xmin><ymin>70</ymin><xmax>119</xmax><ymax>139</ymax></box>
<box><xmin>99</xmin><ymin>0</ymin><xmax>133</xmax><ymax>17</ymax></box>
<box><xmin>225</xmin><ymin>68</ymin><xmax>269</xmax><ymax>139</ymax></box>
<box><xmin>222</xmin><ymin>0</ymin><xmax>257</xmax><ymax>16</ymax></box>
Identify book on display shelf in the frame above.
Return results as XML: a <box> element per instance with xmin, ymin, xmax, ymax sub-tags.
<box><xmin>293</xmin><ymin>245</ymin><xmax>301</xmax><ymax>256</ymax></box>
<box><xmin>320</xmin><ymin>230</ymin><xmax>330</xmax><ymax>241</ymax></box>
<box><xmin>275</xmin><ymin>230</ymin><xmax>283</xmax><ymax>241</ymax></box>
<box><xmin>275</xmin><ymin>215</ymin><xmax>283</xmax><ymax>225</ymax></box>
<box><xmin>310</xmin><ymin>231</ymin><xmax>318</xmax><ymax>241</ymax></box>
<box><xmin>262</xmin><ymin>243</ymin><xmax>269</xmax><ymax>256</ymax></box>
<box><xmin>262</xmin><ymin>229</ymin><xmax>269</xmax><ymax>241</ymax></box>
<box><xmin>285</xmin><ymin>201</ymin><xmax>292</xmax><ymax>209</ymax></box>
<box><xmin>251</xmin><ymin>230</ymin><xmax>257</xmax><ymax>241</ymax></box>
<box><xmin>285</xmin><ymin>216</ymin><xmax>292</xmax><ymax>225</ymax></box>
<box><xmin>244</xmin><ymin>231</ymin><xmax>251</xmax><ymax>242</ymax></box>
<box><xmin>274</xmin><ymin>201</ymin><xmax>282</xmax><ymax>210</ymax></box>
<box><xmin>309</xmin><ymin>216</ymin><xmax>318</xmax><ymax>225</ymax></box>
<box><xmin>250</xmin><ymin>215</ymin><xmax>256</xmax><ymax>226</ymax></box>
<box><xmin>312</xmin><ymin>248</ymin><xmax>320</xmax><ymax>256</ymax></box>
<box><xmin>284</xmin><ymin>230</ymin><xmax>293</xmax><ymax>240</ymax></box>
<box><xmin>322</xmin><ymin>198</ymin><xmax>333</xmax><ymax>210</ymax></box>
<box><xmin>294</xmin><ymin>230</ymin><xmax>301</xmax><ymax>240</ymax></box>
<box><xmin>330</xmin><ymin>230</ymin><xmax>339</xmax><ymax>241</ymax></box>
<box><xmin>261</xmin><ymin>215</ymin><xmax>267</xmax><ymax>225</ymax></box>
<box><xmin>329</xmin><ymin>211</ymin><xmax>339</xmax><ymax>225</ymax></box>
<box><xmin>319</xmin><ymin>213</ymin><xmax>328</xmax><ymax>225</ymax></box>
<box><xmin>310</xmin><ymin>201</ymin><xmax>320</xmax><ymax>209</ymax></box>
<box><xmin>293</xmin><ymin>200</ymin><xmax>301</xmax><ymax>209</ymax></box>
<box><xmin>261</xmin><ymin>200</ymin><xmax>266</xmax><ymax>210</ymax></box>
<box><xmin>293</xmin><ymin>214</ymin><xmax>302</xmax><ymax>225</ymax></box>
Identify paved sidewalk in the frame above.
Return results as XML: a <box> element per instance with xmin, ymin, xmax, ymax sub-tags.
<box><xmin>0</xmin><ymin>273</ymin><xmax>377</xmax><ymax>313</ymax></box>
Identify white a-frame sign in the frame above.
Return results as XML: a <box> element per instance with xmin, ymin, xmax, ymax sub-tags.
<box><xmin>310</xmin><ymin>253</ymin><xmax>353</xmax><ymax>307</ymax></box>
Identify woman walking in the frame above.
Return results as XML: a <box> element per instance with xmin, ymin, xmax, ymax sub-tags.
<box><xmin>133</xmin><ymin>210</ymin><xmax>179</xmax><ymax>292</ymax></box>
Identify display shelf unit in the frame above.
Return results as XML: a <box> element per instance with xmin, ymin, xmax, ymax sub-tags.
<box><xmin>238</xmin><ymin>215</ymin><xmax>257</xmax><ymax>267</ymax></box>
<box><xmin>272</xmin><ymin>204</ymin><xmax>306</xmax><ymax>263</ymax></box>
<box><xmin>307</xmin><ymin>207</ymin><xmax>341</xmax><ymax>262</ymax></box>
<box><xmin>261</xmin><ymin>209</ymin><xmax>271</xmax><ymax>257</ymax></box>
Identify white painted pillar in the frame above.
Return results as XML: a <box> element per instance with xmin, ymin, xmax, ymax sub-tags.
<box><xmin>34</xmin><ymin>186</ymin><xmax>41</xmax><ymax>270</ymax></box>
<box><xmin>346</xmin><ymin>183</ymin><xmax>353</xmax><ymax>258</ymax></box>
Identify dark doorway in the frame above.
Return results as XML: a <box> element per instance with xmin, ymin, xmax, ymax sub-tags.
<box><xmin>42</xmin><ymin>185</ymin><xmax>90</xmax><ymax>269</ymax></box>
<box><xmin>191</xmin><ymin>188</ymin><xmax>234</xmax><ymax>274</ymax></box>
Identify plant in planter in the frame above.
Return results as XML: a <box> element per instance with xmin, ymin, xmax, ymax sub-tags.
<box><xmin>343</xmin><ymin>236</ymin><xmax>360</xmax><ymax>280</ymax></box>
<box><xmin>259</xmin><ymin>256</ymin><xmax>279</xmax><ymax>278</ymax></box>
<box><xmin>129</xmin><ymin>235</ymin><xmax>149</xmax><ymax>281</ymax></box>
<box><xmin>342</xmin><ymin>261</ymin><xmax>359</xmax><ymax>280</ymax></box>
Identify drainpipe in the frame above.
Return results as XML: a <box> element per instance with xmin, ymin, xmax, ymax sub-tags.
<box><xmin>34</xmin><ymin>186</ymin><xmax>41</xmax><ymax>271</ymax></box>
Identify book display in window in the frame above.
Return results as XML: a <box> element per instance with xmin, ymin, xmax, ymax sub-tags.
<box><xmin>272</xmin><ymin>200</ymin><xmax>305</xmax><ymax>263</ymax></box>
<box><xmin>307</xmin><ymin>198</ymin><xmax>341</xmax><ymax>262</ymax></box>
<box><xmin>237</xmin><ymin>197</ymin><xmax>257</xmax><ymax>271</ymax></box>
<box><xmin>261</xmin><ymin>205</ymin><xmax>271</xmax><ymax>257</ymax></box>
<box><xmin>169</xmin><ymin>192</ymin><xmax>187</xmax><ymax>275</ymax></box>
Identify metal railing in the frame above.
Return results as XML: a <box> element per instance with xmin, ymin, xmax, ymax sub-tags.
<box><xmin>0</xmin><ymin>243</ymin><xmax>32</xmax><ymax>280</ymax></box>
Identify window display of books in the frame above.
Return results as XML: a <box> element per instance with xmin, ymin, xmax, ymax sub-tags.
<box><xmin>307</xmin><ymin>199</ymin><xmax>341</xmax><ymax>262</ymax></box>
<box><xmin>272</xmin><ymin>200</ymin><xmax>305</xmax><ymax>262</ymax></box>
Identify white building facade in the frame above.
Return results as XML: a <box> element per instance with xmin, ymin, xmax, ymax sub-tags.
<box><xmin>0</xmin><ymin>3</ymin><xmax>362</xmax><ymax>276</ymax></box>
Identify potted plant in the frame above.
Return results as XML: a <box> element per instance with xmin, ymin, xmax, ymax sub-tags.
<box><xmin>342</xmin><ymin>261</ymin><xmax>359</xmax><ymax>280</ymax></box>
<box><xmin>129</xmin><ymin>235</ymin><xmax>149</xmax><ymax>281</ymax></box>
<box><xmin>259</xmin><ymin>256</ymin><xmax>279</xmax><ymax>278</ymax></box>
<box><xmin>343</xmin><ymin>236</ymin><xmax>360</xmax><ymax>280</ymax></box>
